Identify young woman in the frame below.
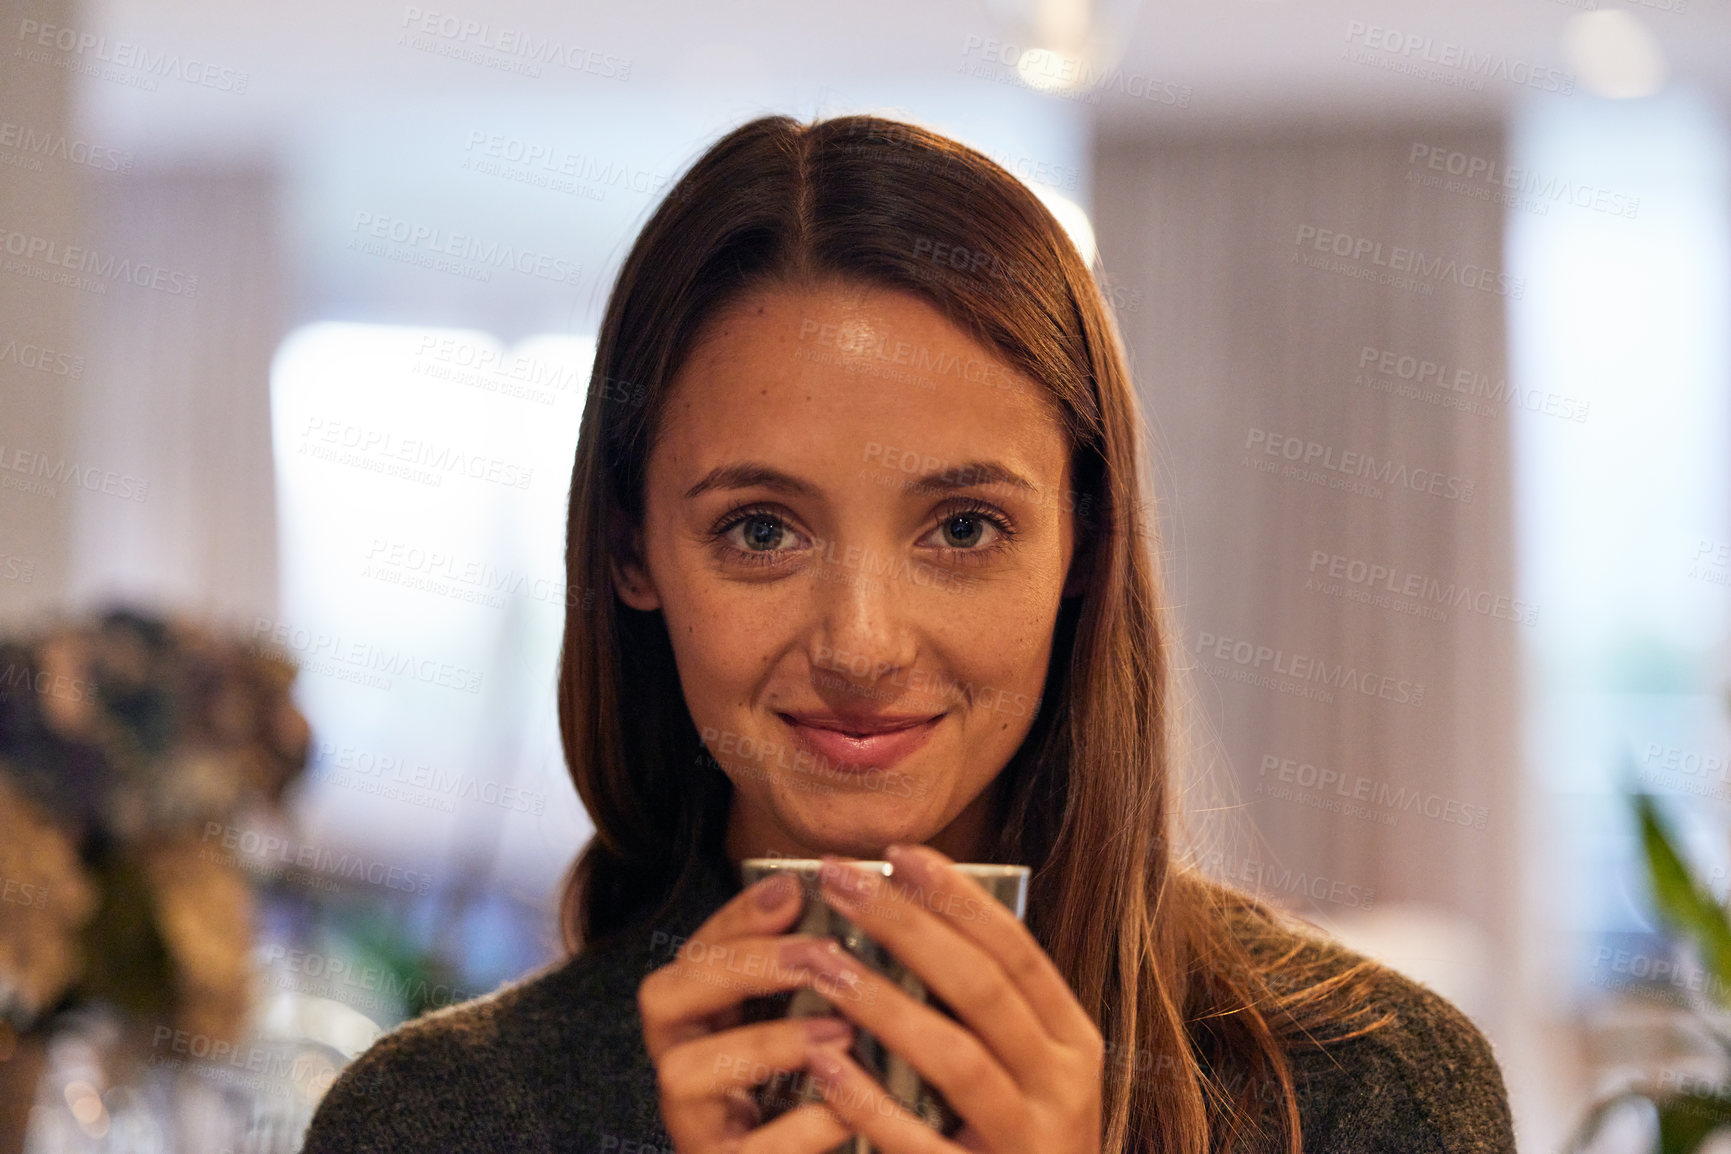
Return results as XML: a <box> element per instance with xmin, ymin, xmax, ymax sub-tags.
<box><xmin>302</xmin><ymin>114</ymin><xmax>1514</xmax><ymax>1153</ymax></box>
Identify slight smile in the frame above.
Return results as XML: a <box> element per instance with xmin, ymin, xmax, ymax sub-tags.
<box><xmin>776</xmin><ymin>711</ymin><xmax>945</xmax><ymax>770</ymax></box>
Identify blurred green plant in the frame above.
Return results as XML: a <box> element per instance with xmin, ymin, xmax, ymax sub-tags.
<box><xmin>1567</xmin><ymin>791</ymin><xmax>1731</xmax><ymax>1153</ymax></box>
<box><xmin>318</xmin><ymin>892</ymin><xmax>472</xmax><ymax>1023</ymax></box>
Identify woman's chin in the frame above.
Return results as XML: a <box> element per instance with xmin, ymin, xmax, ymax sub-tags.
<box><xmin>774</xmin><ymin>789</ymin><xmax>936</xmax><ymax>859</ymax></box>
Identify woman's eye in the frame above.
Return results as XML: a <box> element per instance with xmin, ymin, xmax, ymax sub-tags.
<box><xmin>728</xmin><ymin>514</ymin><xmax>798</xmax><ymax>553</ymax></box>
<box><xmin>927</xmin><ymin>512</ymin><xmax>1000</xmax><ymax>550</ymax></box>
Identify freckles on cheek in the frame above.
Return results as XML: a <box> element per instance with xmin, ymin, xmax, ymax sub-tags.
<box><xmin>675</xmin><ymin>588</ymin><xmax>798</xmax><ymax>681</ymax></box>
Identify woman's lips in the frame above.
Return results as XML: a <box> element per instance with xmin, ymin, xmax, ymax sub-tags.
<box><xmin>777</xmin><ymin>712</ymin><xmax>943</xmax><ymax>770</ymax></box>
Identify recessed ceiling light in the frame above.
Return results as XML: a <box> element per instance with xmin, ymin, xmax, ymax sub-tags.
<box><xmin>1561</xmin><ymin>10</ymin><xmax>1668</xmax><ymax>99</ymax></box>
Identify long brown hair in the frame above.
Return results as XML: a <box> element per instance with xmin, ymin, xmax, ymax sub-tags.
<box><xmin>557</xmin><ymin>113</ymin><xmax>1391</xmax><ymax>1153</ymax></box>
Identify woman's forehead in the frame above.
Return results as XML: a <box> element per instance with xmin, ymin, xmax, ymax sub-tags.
<box><xmin>652</xmin><ymin>284</ymin><xmax>1071</xmax><ymax>496</ymax></box>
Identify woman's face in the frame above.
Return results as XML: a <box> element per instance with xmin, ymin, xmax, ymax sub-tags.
<box><xmin>614</xmin><ymin>280</ymin><xmax>1081</xmax><ymax>863</ymax></box>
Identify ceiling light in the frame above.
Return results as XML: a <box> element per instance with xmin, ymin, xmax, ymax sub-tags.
<box><xmin>1561</xmin><ymin>11</ymin><xmax>1668</xmax><ymax>99</ymax></box>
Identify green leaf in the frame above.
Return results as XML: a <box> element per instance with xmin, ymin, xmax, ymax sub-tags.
<box><xmin>324</xmin><ymin>898</ymin><xmax>465</xmax><ymax>1022</ymax></box>
<box><xmin>1635</xmin><ymin>793</ymin><xmax>1731</xmax><ymax>999</ymax></box>
<box><xmin>1657</xmin><ymin>1091</ymin><xmax>1731</xmax><ymax>1154</ymax></box>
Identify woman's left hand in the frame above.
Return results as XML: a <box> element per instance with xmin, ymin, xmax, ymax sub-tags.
<box><xmin>783</xmin><ymin>844</ymin><xmax>1104</xmax><ymax>1154</ymax></box>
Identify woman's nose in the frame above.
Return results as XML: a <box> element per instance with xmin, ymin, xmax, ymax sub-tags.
<box><xmin>807</xmin><ymin>545</ymin><xmax>919</xmax><ymax>692</ymax></box>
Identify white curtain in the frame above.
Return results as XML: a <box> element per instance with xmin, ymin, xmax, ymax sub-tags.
<box><xmin>0</xmin><ymin>0</ymin><xmax>83</xmax><ymax>629</ymax></box>
<box><xmin>1094</xmin><ymin>124</ymin><xmax>1521</xmax><ymax>1035</ymax></box>
<box><xmin>67</xmin><ymin>167</ymin><xmax>284</xmax><ymax>633</ymax></box>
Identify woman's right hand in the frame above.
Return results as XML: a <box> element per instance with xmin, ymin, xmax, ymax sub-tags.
<box><xmin>639</xmin><ymin>871</ymin><xmax>860</xmax><ymax>1152</ymax></box>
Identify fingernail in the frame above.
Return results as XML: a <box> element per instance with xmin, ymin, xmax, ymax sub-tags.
<box><xmin>884</xmin><ymin>843</ymin><xmax>930</xmax><ymax>883</ymax></box>
<box><xmin>806</xmin><ymin>942</ymin><xmax>865</xmax><ymax>990</ymax></box>
<box><xmin>803</xmin><ymin>1016</ymin><xmax>852</xmax><ymax>1044</ymax></box>
<box><xmin>806</xmin><ymin>1043</ymin><xmax>845</xmax><ymax>1078</ymax></box>
<box><xmin>779</xmin><ymin>935</ymin><xmax>823</xmax><ymax>968</ymax></box>
<box><xmin>756</xmin><ymin>872</ymin><xmax>798</xmax><ymax>911</ymax></box>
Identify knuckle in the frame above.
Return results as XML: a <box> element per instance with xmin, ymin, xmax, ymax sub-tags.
<box><xmin>636</xmin><ymin>970</ymin><xmax>666</xmax><ymax>1016</ymax></box>
<box><xmin>946</xmin><ymin>1034</ymin><xmax>993</xmax><ymax>1085</ymax></box>
<box><xmin>1005</xmin><ymin>951</ymin><xmax>1043</xmax><ymax>989</ymax></box>
<box><xmin>657</xmin><ymin>1042</ymin><xmax>701</xmax><ymax>1099</ymax></box>
<box><xmin>965</xmin><ymin>975</ymin><xmax>1012</xmax><ymax>1020</ymax></box>
<box><xmin>654</xmin><ymin>1049</ymin><xmax>683</xmax><ymax>1099</ymax></box>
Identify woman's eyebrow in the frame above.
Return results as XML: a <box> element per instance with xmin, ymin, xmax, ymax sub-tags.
<box><xmin>683</xmin><ymin>462</ymin><xmax>821</xmax><ymax>500</ymax></box>
<box><xmin>682</xmin><ymin>460</ymin><xmax>1037</xmax><ymax>500</ymax></box>
<box><xmin>900</xmin><ymin>461</ymin><xmax>1037</xmax><ymax>497</ymax></box>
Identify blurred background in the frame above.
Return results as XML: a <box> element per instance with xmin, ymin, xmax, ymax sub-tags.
<box><xmin>0</xmin><ymin>0</ymin><xmax>1728</xmax><ymax>1149</ymax></box>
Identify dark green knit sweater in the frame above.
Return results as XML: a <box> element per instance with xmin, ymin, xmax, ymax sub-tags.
<box><xmin>300</xmin><ymin>853</ymin><xmax>1516</xmax><ymax>1153</ymax></box>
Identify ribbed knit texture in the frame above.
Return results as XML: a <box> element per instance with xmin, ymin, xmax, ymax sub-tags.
<box><xmin>300</xmin><ymin>855</ymin><xmax>1516</xmax><ymax>1153</ymax></box>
